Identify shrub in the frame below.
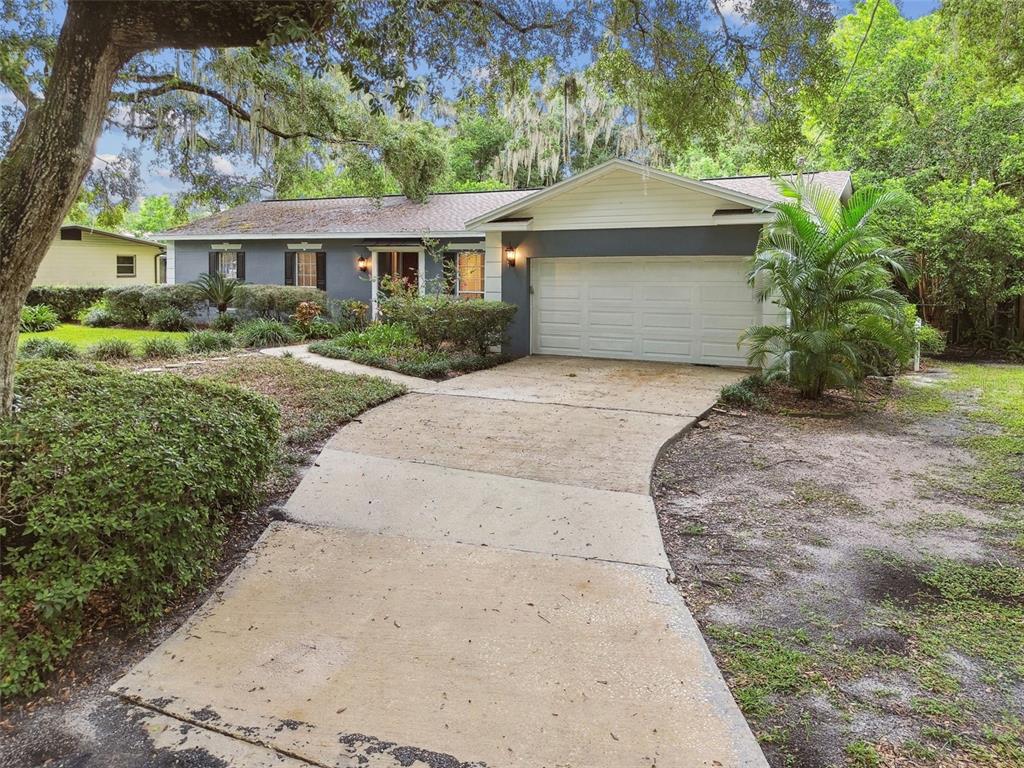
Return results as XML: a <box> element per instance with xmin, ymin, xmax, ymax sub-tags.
<box><xmin>336</xmin><ymin>322</ymin><xmax>418</xmax><ymax>354</ymax></box>
<box><xmin>0</xmin><ymin>360</ymin><xmax>278</xmax><ymax>696</ymax></box>
<box><xmin>192</xmin><ymin>272</ymin><xmax>241</xmax><ymax>314</ymax></box>
<box><xmin>378</xmin><ymin>295</ymin><xmax>517</xmax><ymax>354</ymax></box>
<box><xmin>185</xmin><ymin>330</ymin><xmax>234</xmax><ymax>353</ymax></box>
<box><xmin>234</xmin><ymin>284</ymin><xmax>326</xmax><ymax>320</ymax></box>
<box><xmin>80</xmin><ymin>300</ymin><xmax>115</xmax><ymax>328</ymax></box>
<box><xmin>140</xmin><ymin>337</ymin><xmax>183</xmax><ymax>359</ymax></box>
<box><xmin>329</xmin><ymin>298</ymin><xmax>369</xmax><ymax>331</ymax></box>
<box><xmin>742</xmin><ymin>179</ymin><xmax>912</xmax><ymax>398</ymax></box>
<box><xmin>19</xmin><ymin>338</ymin><xmax>79</xmax><ymax>360</ymax></box>
<box><xmin>918</xmin><ymin>321</ymin><xmax>946</xmax><ymax>355</ymax></box>
<box><xmin>308</xmin><ymin>339</ymin><xmax>507</xmax><ymax>380</ymax></box>
<box><xmin>209</xmin><ymin>312</ymin><xmax>237</xmax><ymax>332</ymax></box>
<box><xmin>87</xmin><ymin>339</ymin><xmax>134</xmax><ymax>360</ymax></box>
<box><xmin>19</xmin><ymin>304</ymin><xmax>59</xmax><ymax>332</ymax></box>
<box><xmin>234</xmin><ymin>318</ymin><xmax>298</xmax><ymax>348</ymax></box>
<box><xmin>148</xmin><ymin>307</ymin><xmax>193</xmax><ymax>332</ymax></box>
<box><xmin>105</xmin><ymin>285</ymin><xmax>202</xmax><ymax>326</ymax></box>
<box><xmin>26</xmin><ymin>286</ymin><xmax>106</xmax><ymax>322</ymax></box>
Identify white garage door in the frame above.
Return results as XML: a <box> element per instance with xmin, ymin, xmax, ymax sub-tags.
<box><xmin>530</xmin><ymin>256</ymin><xmax>759</xmax><ymax>366</ymax></box>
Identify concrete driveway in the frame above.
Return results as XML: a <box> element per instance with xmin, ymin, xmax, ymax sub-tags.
<box><xmin>115</xmin><ymin>355</ymin><xmax>766</xmax><ymax>767</ymax></box>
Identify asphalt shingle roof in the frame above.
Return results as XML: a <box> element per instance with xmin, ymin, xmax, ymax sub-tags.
<box><xmin>159</xmin><ymin>189</ymin><xmax>537</xmax><ymax>237</ymax></box>
<box><xmin>703</xmin><ymin>170</ymin><xmax>852</xmax><ymax>203</ymax></box>
<box><xmin>159</xmin><ymin>167</ymin><xmax>852</xmax><ymax>238</ymax></box>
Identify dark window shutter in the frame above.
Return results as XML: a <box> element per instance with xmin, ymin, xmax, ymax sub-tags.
<box><xmin>316</xmin><ymin>251</ymin><xmax>327</xmax><ymax>292</ymax></box>
<box><xmin>284</xmin><ymin>252</ymin><xmax>295</xmax><ymax>286</ymax></box>
<box><xmin>236</xmin><ymin>252</ymin><xmax>246</xmax><ymax>281</ymax></box>
<box><xmin>209</xmin><ymin>252</ymin><xmax>218</xmax><ymax>275</ymax></box>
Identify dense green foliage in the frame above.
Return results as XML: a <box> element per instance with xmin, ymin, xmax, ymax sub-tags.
<box><xmin>743</xmin><ymin>179</ymin><xmax>912</xmax><ymax>398</ymax></box>
<box><xmin>25</xmin><ymin>287</ymin><xmax>106</xmax><ymax>322</ymax></box>
<box><xmin>0</xmin><ymin>361</ymin><xmax>279</xmax><ymax>696</ymax></box>
<box><xmin>148</xmin><ymin>307</ymin><xmax>193</xmax><ymax>332</ymax></box>
<box><xmin>18</xmin><ymin>338</ymin><xmax>79</xmax><ymax>360</ymax></box>
<box><xmin>233</xmin><ymin>318</ymin><xmax>298</xmax><ymax>347</ymax></box>
<box><xmin>192</xmin><ymin>272</ymin><xmax>242</xmax><ymax>315</ymax></box>
<box><xmin>19</xmin><ymin>304</ymin><xmax>58</xmax><ymax>333</ymax></box>
<box><xmin>233</xmin><ymin>285</ymin><xmax>326</xmax><ymax>320</ymax></box>
<box><xmin>86</xmin><ymin>338</ymin><xmax>134</xmax><ymax>361</ymax></box>
<box><xmin>378</xmin><ymin>293</ymin><xmax>517</xmax><ymax>354</ymax></box>
<box><xmin>104</xmin><ymin>285</ymin><xmax>202</xmax><ymax>327</ymax></box>
<box><xmin>139</xmin><ymin>336</ymin><xmax>184</xmax><ymax>359</ymax></box>
<box><xmin>185</xmin><ymin>330</ymin><xmax>235</xmax><ymax>354</ymax></box>
<box><xmin>807</xmin><ymin>1</ymin><xmax>1024</xmax><ymax>346</ymax></box>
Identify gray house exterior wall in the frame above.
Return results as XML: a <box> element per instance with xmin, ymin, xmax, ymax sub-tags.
<box><xmin>172</xmin><ymin>237</ymin><xmax>480</xmax><ymax>302</ymax></box>
<box><xmin>500</xmin><ymin>224</ymin><xmax>763</xmax><ymax>357</ymax></box>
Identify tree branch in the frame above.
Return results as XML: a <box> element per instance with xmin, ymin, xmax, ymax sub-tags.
<box><xmin>0</xmin><ymin>65</ymin><xmax>41</xmax><ymax>110</ymax></box>
<box><xmin>115</xmin><ymin>75</ymin><xmax>369</xmax><ymax>146</ymax></box>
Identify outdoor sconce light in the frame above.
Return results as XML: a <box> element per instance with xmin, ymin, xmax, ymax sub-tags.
<box><xmin>357</xmin><ymin>256</ymin><xmax>370</xmax><ymax>273</ymax></box>
<box><xmin>505</xmin><ymin>246</ymin><xmax>517</xmax><ymax>267</ymax></box>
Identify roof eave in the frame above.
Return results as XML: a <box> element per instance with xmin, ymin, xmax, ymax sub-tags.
<box><xmin>157</xmin><ymin>230</ymin><xmax>486</xmax><ymax>241</ymax></box>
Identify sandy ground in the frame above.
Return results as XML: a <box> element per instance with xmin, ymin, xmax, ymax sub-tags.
<box><xmin>653</xmin><ymin>371</ymin><xmax>1024</xmax><ymax>767</ymax></box>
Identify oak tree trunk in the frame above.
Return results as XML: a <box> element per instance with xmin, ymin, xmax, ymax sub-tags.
<box><xmin>0</xmin><ymin>1</ymin><xmax>332</xmax><ymax>414</ymax></box>
<box><xmin>0</xmin><ymin>3</ymin><xmax>129</xmax><ymax>412</ymax></box>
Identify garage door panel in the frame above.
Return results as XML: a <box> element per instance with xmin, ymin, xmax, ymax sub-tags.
<box><xmin>532</xmin><ymin>256</ymin><xmax>757</xmax><ymax>365</ymax></box>
<box><xmin>641</xmin><ymin>285</ymin><xmax>693</xmax><ymax>302</ymax></box>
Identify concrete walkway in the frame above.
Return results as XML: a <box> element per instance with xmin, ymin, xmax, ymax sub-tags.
<box><xmin>114</xmin><ymin>355</ymin><xmax>767</xmax><ymax>767</ymax></box>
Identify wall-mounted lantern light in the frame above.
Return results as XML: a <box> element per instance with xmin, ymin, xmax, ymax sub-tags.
<box><xmin>357</xmin><ymin>255</ymin><xmax>370</xmax><ymax>273</ymax></box>
<box><xmin>505</xmin><ymin>246</ymin><xmax>517</xmax><ymax>267</ymax></box>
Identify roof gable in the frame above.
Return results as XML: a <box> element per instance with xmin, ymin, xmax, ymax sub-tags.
<box><xmin>465</xmin><ymin>159</ymin><xmax>773</xmax><ymax>229</ymax></box>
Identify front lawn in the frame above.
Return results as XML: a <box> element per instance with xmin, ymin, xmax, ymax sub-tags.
<box><xmin>19</xmin><ymin>323</ymin><xmax>188</xmax><ymax>350</ymax></box>
<box><xmin>654</xmin><ymin>363</ymin><xmax>1024</xmax><ymax>766</ymax></box>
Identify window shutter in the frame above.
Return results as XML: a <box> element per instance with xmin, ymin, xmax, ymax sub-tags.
<box><xmin>236</xmin><ymin>252</ymin><xmax>246</xmax><ymax>281</ymax></box>
<box><xmin>284</xmin><ymin>252</ymin><xmax>295</xmax><ymax>286</ymax></box>
<box><xmin>209</xmin><ymin>252</ymin><xmax>218</xmax><ymax>275</ymax></box>
<box><xmin>316</xmin><ymin>252</ymin><xmax>327</xmax><ymax>292</ymax></box>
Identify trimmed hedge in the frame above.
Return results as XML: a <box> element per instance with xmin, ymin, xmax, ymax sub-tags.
<box><xmin>105</xmin><ymin>284</ymin><xmax>203</xmax><ymax>326</ymax></box>
<box><xmin>26</xmin><ymin>286</ymin><xmax>106</xmax><ymax>322</ymax></box>
<box><xmin>234</xmin><ymin>285</ymin><xmax>327</xmax><ymax>320</ymax></box>
<box><xmin>309</xmin><ymin>339</ymin><xmax>508</xmax><ymax>380</ymax></box>
<box><xmin>378</xmin><ymin>296</ymin><xmax>517</xmax><ymax>354</ymax></box>
<box><xmin>0</xmin><ymin>361</ymin><xmax>279</xmax><ymax>696</ymax></box>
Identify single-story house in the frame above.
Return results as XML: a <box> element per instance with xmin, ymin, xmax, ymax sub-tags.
<box><xmin>160</xmin><ymin>159</ymin><xmax>851</xmax><ymax>366</ymax></box>
<box><xmin>34</xmin><ymin>225</ymin><xmax>167</xmax><ymax>286</ymax></box>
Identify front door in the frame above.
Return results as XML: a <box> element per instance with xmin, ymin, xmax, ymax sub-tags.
<box><xmin>378</xmin><ymin>251</ymin><xmax>419</xmax><ymax>292</ymax></box>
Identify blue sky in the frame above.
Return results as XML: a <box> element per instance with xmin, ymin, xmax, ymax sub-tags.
<box><xmin>63</xmin><ymin>1</ymin><xmax>942</xmax><ymax>197</ymax></box>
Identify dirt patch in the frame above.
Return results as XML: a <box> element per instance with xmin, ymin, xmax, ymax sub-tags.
<box><xmin>655</xmin><ymin>368</ymin><xmax>1024</xmax><ymax>767</ymax></box>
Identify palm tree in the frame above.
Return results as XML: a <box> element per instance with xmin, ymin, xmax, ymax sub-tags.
<box><xmin>742</xmin><ymin>178</ymin><xmax>913</xmax><ymax>399</ymax></box>
<box><xmin>192</xmin><ymin>272</ymin><xmax>241</xmax><ymax>315</ymax></box>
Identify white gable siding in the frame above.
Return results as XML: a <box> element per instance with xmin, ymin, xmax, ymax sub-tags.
<box><xmin>33</xmin><ymin>231</ymin><xmax>163</xmax><ymax>286</ymax></box>
<box><xmin>519</xmin><ymin>168</ymin><xmax>748</xmax><ymax>231</ymax></box>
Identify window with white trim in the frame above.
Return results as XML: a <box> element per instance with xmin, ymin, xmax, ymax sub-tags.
<box><xmin>216</xmin><ymin>251</ymin><xmax>238</xmax><ymax>278</ymax></box>
<box><xmin>296</xmin><ymin>251</ymin><xmax>318</xmax><ymax>287</ymax></box>
<box><xmin>456</xmin><ymin>250</ymin><xmax>484</xmax><ymax>300</ymax></box>
<box><xmin>116</xmin><ymin>255</ymin><xmax>136</xmax><ymax>277</ymax></box>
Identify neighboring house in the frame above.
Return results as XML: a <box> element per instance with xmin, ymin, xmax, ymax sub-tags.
<box><xmin>160</xmin><ymin>159</ymin><xmax>851</xmax><ymax>366</ymax></box>
<box><xmin>33</xmin><ymin>225</ymin><xmax>167</xmax><ymax>286</ymax></box>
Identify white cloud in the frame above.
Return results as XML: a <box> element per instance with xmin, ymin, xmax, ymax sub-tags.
<box><xmin>211</xmin><ymin>155</ymin><xmax>236</xmax><ymax>175</ymax></box>
<box><xmin>91</xmin><ymin>153</ymin><xmax>119</xmax><ymax>171</ymax></box>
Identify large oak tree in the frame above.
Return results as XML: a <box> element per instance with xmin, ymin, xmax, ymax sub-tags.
<box><xmin>0</xmin><ymin>0</ymin><xmax>837</xmax><ymax>413</ymax></box>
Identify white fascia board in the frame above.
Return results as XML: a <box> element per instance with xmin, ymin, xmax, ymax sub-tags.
<box><xmin>711</xmin><ymin>213</ymin><xmax>774</xmax><ymax>226</ymax></box>
<box><xmin>464</xmin><ymin>158</ymin><xmax>774</xmax><ymax>229</ymax></box>
<box><xmin>157</xmin><ymin>230</ymin><xmax>483</xmax><ymax>241</ymax></box>
<box><xmin>477</xmin><ymin>220</ymin><xmax>532</xmax><ymax>231</ymax></box>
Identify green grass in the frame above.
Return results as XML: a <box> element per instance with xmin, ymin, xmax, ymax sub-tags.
<box><xmin>705</xmin><ymin>626</ymin><xmax>821</xmax><ymax>720</ymax></box>
<box><xmin>895</xmin><ymin>381</ymin><xmax>953</xmax><ymax>416</ymax></box>
<box><xmin>19</xmin><ymin>323</ymin><xmax>188</xmax><ymax>352</ymax></box>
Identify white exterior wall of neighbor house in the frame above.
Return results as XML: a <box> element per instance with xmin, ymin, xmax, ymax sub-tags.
<box><xmin>165</xmin><ymin>241</ymin><xmax>175</xmax><ymax>284</ymax></box>
<box><xmin>33</xmin><ymin>230</ymin><xmax>164</xmax><ymax>286</ymax></box>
